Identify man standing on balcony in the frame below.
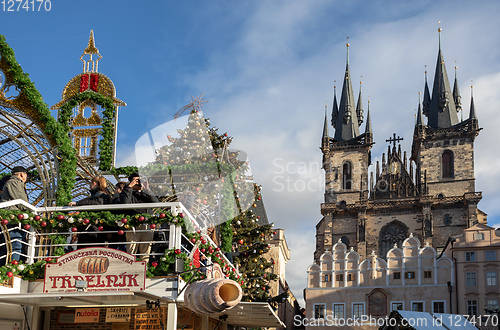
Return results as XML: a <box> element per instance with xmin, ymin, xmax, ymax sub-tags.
<box><xmin>115</xmin><ymin>172</ymin><xmax>157</xmax><ymax>262</ymax></box>
<box><xmin>0</xmin><ymin>166</ymin><xmax>29</xmax><ymax>264</ymax></box>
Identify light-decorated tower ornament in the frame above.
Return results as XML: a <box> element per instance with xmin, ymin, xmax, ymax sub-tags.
<box><xmin>51</xmin><ymin>30</ymin><xmax>126</xmax><ymax>170</ymax></box>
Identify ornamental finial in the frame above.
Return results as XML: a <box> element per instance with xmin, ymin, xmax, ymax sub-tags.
<box><xmin>80</xmin><ymin>30</ymin><xmax>103</xmax><ymax>73</ymax></box>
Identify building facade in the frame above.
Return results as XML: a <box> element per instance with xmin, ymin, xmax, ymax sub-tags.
<box><xmin>443</xmin><ymin>223</ymin><xmax>500</xmax><ymax>317</ymax></box>
<box><xmin>305</xmin><ymin>236</ymin><xmax>453</xmax><ymax>329</ymax></box>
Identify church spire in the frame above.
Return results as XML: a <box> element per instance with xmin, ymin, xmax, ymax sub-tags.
<box><xmin>427</xmin><ymin>27</ymin><xmax>459</xmax><ymax>128</ymax></box>
<box><xmin>356</xmin><ymin>80</ymin><xmax>364</xmax><ymax>126</ymax></box>
<box><xmin>453</xmin><ymin>65</ymin><xmax>462</xmax><ymax>112</ymax></box>
<box><xmin>416</xmin><ymin>93</ymin><xmax>425</xmax><ymax>127</ymax></box>
<box><xmin>323</xmin><ymin>104</ymin><xmax>329</xmax><ymax>139</ymax></box>
<box><xmin>469</xmin><ymin>85</ymin><xmax>477</xmax><ymax>120</ymax></box>
<box><xmin>422</xmin><ymin>70</ymin><xmax>431</xmax><ymax>116</ymax></box>
<box><xmin>365</xmin><ymin>101</ymin><xmax>372</xmax><ymax>134</ymax></box>
<box><xmin>331</xmin><ymin>83</ymin><xmax>338</xmax><ymax>128</ymax></box>
<box><xmin>80</xmin><ymin>30</ymin><xmax>102</xmax><ymax>73</ymax></box>
<box><xmin>334</xmin><ymin>40</ymin><xmax>360</xmax><ymax>141</ymax></box>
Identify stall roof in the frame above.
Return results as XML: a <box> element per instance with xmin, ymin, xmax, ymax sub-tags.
<box><xmin>0</xmin><ymin>291</ymin><xmax>171</xmax><ymax>307</ymax></box>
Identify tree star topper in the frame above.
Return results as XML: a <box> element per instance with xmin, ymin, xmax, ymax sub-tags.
<box><xmin>174</xmin><ymin>93</ymin><xmax>209</xmax><ymax>120</ymax></box>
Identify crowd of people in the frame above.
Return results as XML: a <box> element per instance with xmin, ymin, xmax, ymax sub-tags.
<box><xmin>0</xmin><ymin>168</ymin><xmax>162</xmax><ymax>263</ymax></box>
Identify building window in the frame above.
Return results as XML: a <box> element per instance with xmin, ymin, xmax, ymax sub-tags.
<box><xmin>343</xmin><ymin>162</ymin><xmax>352</xmax><ymax>190</ymax></box>
<box><xmin>444</xmin><ymin>214</ymin><xmax>451</xmax><ymax>226</ymax></box>
<box><xmin>391</xmin><ymin>302</ymin><xmax>404</xmax><ymax>311</ymax></box>
<box><xmin>333</xmin><ymin>304</ymin><xmax>344</xmax><ymax>319</ymax></box>
<box><xmin>474</xmin><ymin>232</ymin><xmax>485</xmax><ymax>240</ymax></box>
<box><xmin>486</xmin><ymin>251</ymin><xmax>496</xmax><ymax>261</ymax></box>
<box><xmin>314</xmin><ymin>304</ymin><xmax>326</xmax><ymax>319</ymax></box>
<box><xmin>442</xmin><ymin>150</ymin><xmax>453</xmax><ymax>178</ymax></box>
<box><xmin>352</xmin><ymin>303</ymin><xmax>364</xmax><ymax>319</ymax></box>
<box><xmin>341</xmin><ymin>236</ymin><xmax>350</xmax><ymax>249</ymax></box>
<box><xmin>486</xmin><ymin>272</ymin><xmax>497</xmax><ymax>286</ymax></box>
<box><xmin>424</xmin><ymin>271</ymin><xmax>432</xmax><ymax>279</ymax></box>
<box><xmin>467</xmin><ymin>300</ymin><xmax>478</xmax><ymax>316</ymax></box>
<box><xmin>433</xmin><ymin>301</ymin><xmax>445</xmax><ymax>314</ymax></box>
<box><xmin>347</xmin><ymin>273</ymin><xmax>355</xmax><ymax>281</ymax></box>
<box><xmin>393</xmin><ymin>272</ymin><xmax>401</xmax><ymax>280</ymax></box>
<box><xmin>465</xmin><ymin>252</ymin><xmax>476</xmax><ymax>262</ymax></box>
<box><xmin>466</xmin><ymin>272</ymin><xmax>477</xmax><ymax>287</ymax></box>
<box><xmin>80</xmin><ymin>137</ymin><xmax>92</xmax><ymax>157</ymax></box>
<box><xmin>486</xmin><ymin>299</ymin><xmax>499</xmax><ymax>308</ymax></box>
<box><xmin>336</xmin><ymin>274</ymin><xmax>344</xmax><ymax>282</ymax></box>
<box><xmin>412</xmin><ymin>302</ymin><xmax>424</xmax><ymax>312</ymax></box>
<box><xmin>405</xmin><ymin>271</ymin><xmax>415</xmax><ymax>279</ymax></box>
<box><xmin>324</xmin><ymin>274</ymin><xmax>330</xmax><ymax>282</ymax></box>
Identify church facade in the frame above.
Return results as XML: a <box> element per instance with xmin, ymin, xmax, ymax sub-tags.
<box><xmin>304</xmin><ymin>29</ymin><xmax>487</xmax><ymax>327</ymax></box>
<box><xmin>315</xmin><ymin>32</ymin><xmax>483</xmax><ymax>264</ymax></box>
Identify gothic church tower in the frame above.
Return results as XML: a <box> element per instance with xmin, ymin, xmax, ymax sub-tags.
<box><xmin>316</xmin><ymin>30</ymin><xmax>483</xmax><ymax>262</ymax></box>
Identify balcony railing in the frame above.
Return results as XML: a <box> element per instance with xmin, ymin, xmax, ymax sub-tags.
<box><xmin>0</xmin><ymin>199</ymin><xmax>238</xmax><ymax>275</ymax></box>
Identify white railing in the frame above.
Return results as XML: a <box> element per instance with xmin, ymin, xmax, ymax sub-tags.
<box><xmin>0</xmin><ymin>200</ymin><xmax>236</xmax><ymax>273</ymax></box>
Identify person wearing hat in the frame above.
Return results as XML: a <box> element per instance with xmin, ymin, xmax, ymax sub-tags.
<box><xmin>0</xmin><ymin>166</ymin><xmax>29</xmax><ymax>264</ymax></box>
<box><xmin>0</xmin><ymin>166</ymin><xmax>29</xmax><ymax>210</ymax></box>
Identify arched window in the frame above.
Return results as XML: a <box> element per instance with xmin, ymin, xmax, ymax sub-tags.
<box><xmin>442</xmin><ymin>150</ymin><xmax>454</xmax><ymax>178</ymax></box>
<box><xmin>341</xmin><ymin>236</ymin><xmax>350</xmax><ymax>249</ymax></box>
<box><xmin>343</xmin><ymin>162</ymin><xmax>352</xmax><ymax>190</ymax></box>
<box><xmin>379</xmin><ymin>220</ymin><xmax>409</xmax><ymax>259</ymax></box>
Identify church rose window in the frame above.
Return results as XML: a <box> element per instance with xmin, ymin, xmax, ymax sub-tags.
<box><xmin>442</xmin><ymin>150</ymin><xmax>454</xmax><ymax>178</ymax></box>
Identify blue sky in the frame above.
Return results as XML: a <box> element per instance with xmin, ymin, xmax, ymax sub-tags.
<box><xmin>3</xmin><ymin>0</ymin><xmax>500</xmax><ymax>306</ymax></box>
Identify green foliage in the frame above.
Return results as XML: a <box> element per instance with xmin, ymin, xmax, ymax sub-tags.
<box><xmin>0</xmin><ymin>35</ymin><xmax>76</xmax><ymax>205</ymax></box>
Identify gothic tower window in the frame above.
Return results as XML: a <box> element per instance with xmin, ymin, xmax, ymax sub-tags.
<box><xmin>379</xmin><ymin>220</ymin><xmax>409</xmax><ymax>259</ymax></box>
<box><xmin>341</xmin><ymin>236</ymin><xmax>350</xmax><ymax>249</ymax></box>
<box><xmin>442</xmin><ymin>150</ymin><xmax>454</xmax><ymax>178</ymax></box>
<box><xmin>343</xmin><ymin>162</ymin><xmax>352</xmax><ymax>190</ymax></box>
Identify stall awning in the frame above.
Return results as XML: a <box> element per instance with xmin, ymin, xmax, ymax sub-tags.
<box><xmin>0</xmin><ymin>291</ymin><xmax>172</xmax><ymax>308</ymax></box>
<box><xmin>211</xmin><ymin>302</ymin><xmax>285</xmax><ymax>328</ymax></box>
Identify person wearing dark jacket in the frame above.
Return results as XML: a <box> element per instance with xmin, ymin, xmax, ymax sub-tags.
<box><xmin>68</xmin><ymin>176</ymin><xmax>111</xmax><ymax>249</ymax></box>
<box><xmin>115</xmin><ymin>173</ymin><xmax>157</xmax><ymax>261</ymax></box>
<box><xmin>0</xmin><ymin>167</ymin><xmax>29</xmax><ymax>264</ymax></box>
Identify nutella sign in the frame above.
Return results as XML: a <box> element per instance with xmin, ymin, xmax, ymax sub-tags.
<box><xmin>44</xmin><ymin>247</ymin><xmax>146</xmax><ymax>293</ymax></box>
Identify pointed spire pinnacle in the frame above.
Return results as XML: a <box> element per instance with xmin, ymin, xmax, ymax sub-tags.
<box><xmin>423</xmin><ymin>69</ymin><xmax>431</xmax><ymax>116</ymax></box>
<box><xmin>334</xmin><ymin>40</ymin><xmax>360</xmax><ymax>141</ymax></box>
<box><xmin>438</xmin><ymin>21</ymin><xmax>442</xmax><ymax>49</ymax></box>
<box><xmin>346</xmin><ymin>37</ymin><xmax>350</xmax><ymax>65</ymax></box>
<box><xmin>331</xmin><ymin>82</ymin><xmax>338</xmax><ymax>128</ymax></box>
<box><xmin>356</xmin><ymin>79</ymin><xmax>364</xmax><ymax>126</ymax></box>
<box><xmin>80</xmin><ymin>30</ymin><xmax>103</xmax><ymax>73</ymax></box>
<box><xmin>453</xmin><ymin>65</ymin><xmax>462</xmax><ymax>112</ymax></box>
<box><xmin>469</xmin><ymin>85</ymin><xmax>477</xmax><ymax>120</ymax></box>
<box><xmin>323</xmin><ymin>104</ymin><xmax>329</xmax><ymax>139</ymax></box>
<box><xmin>365</xmin><ymin>100</ymin><xmax>372</xmax><ymax>134</ymax></box>
<box><xmin>427</xmin><ymin>27</ymin><xmax>459</xmax><ymax>128</ymax></box>
<box><xmin>416</xmin><ymin>92</ymin><xmax>425</xmax><ymax>126</ymax></box>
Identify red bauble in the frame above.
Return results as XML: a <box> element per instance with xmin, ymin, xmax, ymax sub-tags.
<box><xmin>203</xmin><ymin>200</ymin><xmax>207</xmax><ymax>205</ymax></box>
<box><xmin>138</xmin><ymin>216</ymin><xmax>145</xmax><ymax>222</ymax></box>
<box><xmin>273</xmin><ymin>231</ymin><xmax>277</xmax><ymax>235</ymax></box>
<box><xmin>117</xmin><ymin>230</ymin><xmax>124</xmax><ymax>235</ymax></box>
<box><xmin>98</xmin><ymin>226</ymin><xmax>104</xmax><ymax>231</ymax></box>
<box><xmin>11</xmin><ymin>260</ymin><xmax>18</xmax><ymax>265</ymax></box>
<box><xmin>152</xmin><ymin>261</ymin><xmax>158</xmax><ymax>267</ymax></box>
<box><xmin>6</xmin><ymin>271</ymin><xmax>13</xmax><ymax>278</ymax></box>
<box><xmin>167</xmin><ymin>135</ymin><xmax>171</xmax><ymax>139</ymax></box>
<box><xmin>200</xmin><ymin>248</ymin><xmax>206</xmax><ymax>253</ymax></box>
<box><xmin>71</xmin><ymin>227</ymin><xmax>78</xmax><ymax>232</ymax></box>
<box><xmin>191</xmin><ymin>238</ymin><xmax>196</xmax><ymax>243</ymax></box>
<box><xmin>83</xmin><ymin>219</ymin><xmax>90</xmax><ymax>225</ymax></box>
<box><xmin>179</xmin><ymin>213</ymin><xmax>185</xmax><ymax>218</ymax></box>
<box><xmin>45</xmin><ymin>257</ymin><xmax>52</xmax><ymax>262</ymax></box>
<box><xmin>121</xmin><ymin>218</ymin><xmax>128</xmax><ymax>224</ymax></box>
<box><xmin>17</xmin><ymin>214</ymin><xmax>24</xmax><ymax>220</ymax></box>
<box><xmin>150</xmin><ymin>224</ymin><xmax>156</xmax><ymax>229</ymax></box>
<box><xmin>1</xmin><ymin>219</ymin><xmax>9</xmax><ymax>225</ymax></box>
<box><xmin>34</xmin><ymin>215</ymin><xmax>41</xmax><ymax>221</ymax></box>
<box><xmin>196</xmin><ymin>230</ymin><xmax>201</xmax><ymax>234</ymax></box>
<box><xmin>159</xmin><ymin>213</ymin><xmax>166</xmax><ymax>219</ymax></box>
<box><xmin>23</xmin><ymin>224</ymin><xmax>31</xmax><ymax>230</ymax></box>
<box><xmin>238</xmin><ymin>239</ymin><xmax>244</xmax><ymax>244</ymax></box>
<box><xmin>40</xmin><ymin>221</ymin><xmax>47</xmax><ymax>227</ymax></box>
<box><xmin>57</xmin><ymin>214</ymin><xmax>65</xmax><ymax>220</ymax></box>
<box><xmin>175</xmin><ymin>249</ymin><xmax>181</xmax><ymax>254</ymax></box>
<box><xmin>195</xmin><ymin>187</ymin><xmax>200</xmax><ymax>191</ymax></box>
<box><xmin>215</xmin><ymin>247</ymin><xmax>220</xmax><ymax>252</ymax></box>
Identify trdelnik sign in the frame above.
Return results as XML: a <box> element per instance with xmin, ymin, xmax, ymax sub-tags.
<box><xmin>43</xmin><ymin>247</ymin><xmax>146</xmax><ymax>293</ymax></box>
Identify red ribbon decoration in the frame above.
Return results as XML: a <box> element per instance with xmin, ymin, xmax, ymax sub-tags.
<box><xmin>90</xmin><ymin>74</ymin><xmax>99</xmax><ymax>91</ymax></box>
<box><xmin>193</xmin><ymin>248</ymin><xmax>201</xmax><ymax>268</ymax></box>
<box><xmin>79</xmin><ymin>75</ymin><xmax>89</xmax><ymax>93</ymax></box>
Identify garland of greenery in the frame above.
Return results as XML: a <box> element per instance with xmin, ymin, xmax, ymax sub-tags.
<box><xmin>58</xmin><ymin>90</ymin><xmax>116</xmax><ymax>171</ymax></box>
<box><xmin>0</xmin><ymin>35</ymin><xmax>77</xmax><ymax>205</ymax></box>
